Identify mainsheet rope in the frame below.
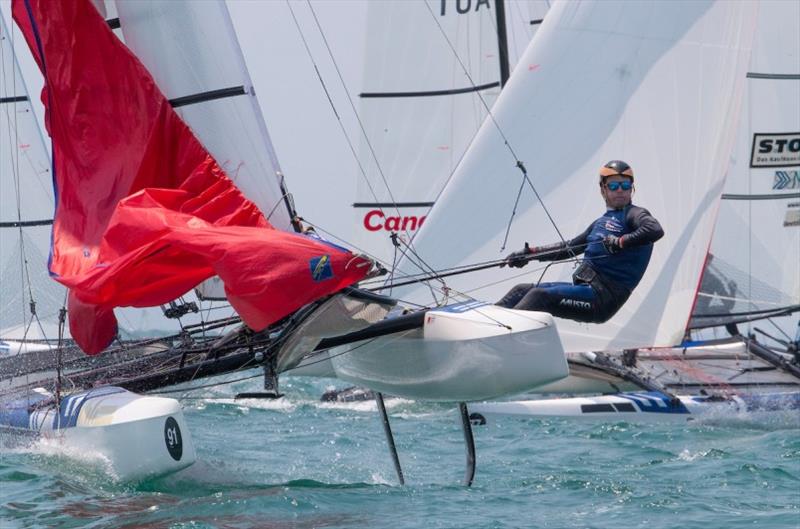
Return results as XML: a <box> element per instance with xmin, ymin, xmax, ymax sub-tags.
<box><xmin>364</xmin><ymin>242</ymin><xmax>593</xmax><ymax>292</ymax></box>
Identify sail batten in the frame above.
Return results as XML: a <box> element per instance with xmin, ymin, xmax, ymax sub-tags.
<box><xmin>359</xmin><ymin>82</ymin><xmax>501</xmax><ymax>99</ymax></box>
<box><xmin>168</xmin><ymin>86</ymin><xmax>248</xmax><ymax>108</ymax></box>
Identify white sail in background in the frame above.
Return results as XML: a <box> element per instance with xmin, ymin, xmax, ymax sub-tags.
<box><xmin>0</xmin><ymin>16</ymin><xmax>64</xmax><ymax>340</ymax></box>
<box><xmin>692</xmin><ymin>0</ymin><xmax>800</xmax><ymax>330</ymax></box>
<box><xmin>395</xmin><ymin>0</ymin><xmax>758</xmax><ymax>353</ymax></box>
<box><xmin>352</xmin><ymin>0</ymin><xmax>548</xmax><ymax>266</ymax></box>
<box><xmin>115</xmin><ymin>0</ymin><xmax>296</xmax><ymax>299</ymax></box>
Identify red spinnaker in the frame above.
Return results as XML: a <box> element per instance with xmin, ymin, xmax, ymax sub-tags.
<box><xmin>13</xmin><ymin>0</ymin><xmax>371</xmax><ymax>353</ymax></box>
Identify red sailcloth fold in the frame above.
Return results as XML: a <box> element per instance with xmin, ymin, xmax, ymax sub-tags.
<box><xmin>13</xmin><ymin>0</ymin><xmax>371</xmax><ymax>353</ymax></box>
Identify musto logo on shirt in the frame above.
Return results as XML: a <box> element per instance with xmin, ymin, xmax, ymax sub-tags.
<box><xmin>309</xmin><ymin>255</ymin><xmax>334</xmax><ymax>282</ymax></box>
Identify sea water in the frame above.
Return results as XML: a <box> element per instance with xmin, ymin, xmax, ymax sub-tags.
<box><xmin>1</xmin><ymin>375</ymin><xmax>798</xmax><ymax>529</ymax></box>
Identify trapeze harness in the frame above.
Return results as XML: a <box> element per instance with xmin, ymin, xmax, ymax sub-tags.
<box><xmin>497</xmin><ymin>205</ymin><xmax>664</xmax><ymax>323</ymax></box>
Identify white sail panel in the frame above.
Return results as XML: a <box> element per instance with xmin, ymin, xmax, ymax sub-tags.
<box><xmin>114</xmin><ymin>0</ymin><xmax>293</xmax><ymax>232</ymax></box>
<box><xmin>353</xmin><ymin>0</ymin><xmax>502</xmax><ymax>265</ymax></box>
<box><xmin>0</xmin><ymin>16</ymin><xmax>65</xmax><ymax>338</ymax></box>
<box><xmin>396</xmin><ymin>0</ymin><xmax>758</xmax><ymax>352</ymax></box>
<box><xmin>353</xmin><ymin>0</ymin><xmax>552</xmax><ymax>266</ymax></box>
<box><xmin>693</xmin><ymin>0</ymin><xmax>800</xmax><ymax>327</ymax></box>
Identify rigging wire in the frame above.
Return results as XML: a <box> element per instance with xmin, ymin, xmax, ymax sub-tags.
<box><xmin>283</xmin><ymin>1</ymin><xmax>402</xmax><ymax>259</ymax></box>
<box><xmin>0</xmin><ymin>22</ymin><xmax>53</xmax><ymax>356</ymax></box>
<box><xmin>300</xmin><ymin>0</ymin><xmax>433</xmax><ymax>287</ymax></box>
<box><xmin>366</xmin><ymin>242</ymin><xmax>592</xmax><ymax>292</ymax></box>
<box><xmin>298</xmin><ymin>216</ymin><xmax>441</xmax><ymax>302</ymax></box>
<box><xmin>304</xmin><ymin>1</ymin><xmax>412</xmax><ymax>237</ymax></box>
<box><xmin>422</xmin><ymin>0</ymin><xmax>568</xmax><ymax>248</ymax></box>
<box><xmin>766</xmin><ymin>317</ymin><xmax>793</xmax><ymax>343</ymax></box>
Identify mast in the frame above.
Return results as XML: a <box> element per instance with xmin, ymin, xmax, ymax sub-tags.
<box><xmin>494</xmin><ymin>0</ymin><xmax>510</xmax><ymax>87</ymax></box>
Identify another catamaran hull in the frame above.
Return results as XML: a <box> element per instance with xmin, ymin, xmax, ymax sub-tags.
<box><xmin>1</xmin><ymin>387</ymin><xmax>195</xmax><ymax>480</ymax></box>
<box><xmin>470</xmin><ymin>391</ymin><xmax>800</xmax><ymax>422</ymax></box>
<box><xmin>329</xmin><ymin>303</ymin><xmax>569</xmax><ymax>401</ymax></box>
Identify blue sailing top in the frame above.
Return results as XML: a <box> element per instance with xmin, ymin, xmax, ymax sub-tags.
<box><xmin>536</xmin><ymin>205</ymin><xmax>664</xmax><ymax>291</ymax></box>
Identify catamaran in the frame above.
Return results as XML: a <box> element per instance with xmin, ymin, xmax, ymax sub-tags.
<box><xmin>0</xmin><ymin>0</ymin><xmax>390</xmax><ymax>481</ymax></box>
<box><xmin>278</xmin><ymin>0</ymin><xmax>798</xmax><ymax>422</ymax></box>
<box><xmin>466</xmin><ymin>0</ymin><xmax>800</xmax><ymax>421</ymax></box>
<box><xmin>0</xmin><ymin>0</ymin><xmax>567</xmax><ymax>483</ymax></box>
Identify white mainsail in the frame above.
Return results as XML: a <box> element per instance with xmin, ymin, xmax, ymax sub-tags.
<box><xmin>395</xmin><ymin>0</ymin><xmax>759</xmax><ymax>353</ymax></box>
<box><xmin>0</xmin><ymin>15</ymin><xmax>64</xmax><ymax>341</ymax></box>
<box><xmin>692</xmin><ymin>0</ymin><xmax>800</xmax><ymax>330</ymax></box>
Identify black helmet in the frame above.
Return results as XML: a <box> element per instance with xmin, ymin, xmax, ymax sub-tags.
<box><xmin>599</xmin><ymin>160</ymin><xmax>634</xmax><ymax>183</ymax></box>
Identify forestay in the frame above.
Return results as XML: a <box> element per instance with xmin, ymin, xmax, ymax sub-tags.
<box><xmin>691</xmin><ymin>0</ymin><xmax>800</xmax><ymax>330</ymax></box>
<box><xmin>395</xmin><ymin>0</ymin><xmax>758</xmax><ymax>352</ymax></box>
<box><xmin>0</xmin><ymin>15</ymin><xmax>63</xmax><ymax>340</ymax></box>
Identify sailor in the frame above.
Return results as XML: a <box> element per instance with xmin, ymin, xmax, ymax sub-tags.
<box><xmin>497</xmin><ymin>160</ymin><xmax>664</xmax><ymax>323</ymax></box>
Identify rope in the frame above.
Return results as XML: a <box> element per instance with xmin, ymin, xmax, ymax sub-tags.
<box><xmin>422</xmin><ymin>1</ymin><xmax>567</xmax><ymax>248</ymax></box>
<box><xmin>287</xmin><ymin>1</ymin><xmax>420</xmax><ymax>279</ymax></box>
<box><xmin>368</xmin><ymin>242</ymin><xmax>592</xmax><ymax>292</ymax></box>
<box><xmin>305</xmin><ymin>1</ymin><xmax>411</xmax><ymax>237</ymax></box>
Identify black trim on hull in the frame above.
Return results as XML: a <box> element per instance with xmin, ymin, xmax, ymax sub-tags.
<box><xmin>315</xmin><ymin>310</ymin><xmax>427</xmax><ymax>351</ymax></box>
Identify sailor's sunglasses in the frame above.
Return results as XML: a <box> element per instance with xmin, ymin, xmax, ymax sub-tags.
<box><xmin>604</xmin><ymin>181</ymin><xmax>633</xmax><ymax>191</ymax></box>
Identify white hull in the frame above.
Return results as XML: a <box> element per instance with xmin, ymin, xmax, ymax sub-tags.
<box><xmin>3</xmin><ymin>387</ymin><xmax>195</xmax><ymax>481</ymax></box>
<box><xmin>470</xmin><ymin>391</ymin><xmax>800</xmax><ymax>422</ymax></box>
<box><xmin>329</xmin><ymin>303</ymin><xmax>569</xmax><ymax>401</ymax></box>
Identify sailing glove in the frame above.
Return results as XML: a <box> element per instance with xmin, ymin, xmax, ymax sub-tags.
<box><xmin>603</xmin><ymin>235</ymin><xmax>623</xmax><ymax>253</ymax></box>
<box><xmin>504</xmin><ymin>243</ymin><xmax>532</xmax><ymax>268</ymax></box>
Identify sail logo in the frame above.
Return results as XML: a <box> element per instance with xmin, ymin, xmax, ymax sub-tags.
<box><xmin>750</xmin><ymin>133</ymin><xmax>800</xmax><ymax>168</ymax></box>
<box><xmin>363</xmin><ymin>210</ymin><xmax>427</xmax><ymax>232</ymax></box>
<box><xmin>439</xmin><ymin>0</ymin><xmax>490</xmax><ymax>16</ymax></box>
<box><xmin>785</xmin><ymin>203</ymin><xmax>800</xmax><ymax>227</ymax></box>
<box><xmin>309</xmin><ymin>255</ymin><xmax>334</xmax><ymax>282</ymax></box>
<box><xmin>773</xmin><ymin>170</ymin><xmax>800</xmax><ymax>190</ymax></box>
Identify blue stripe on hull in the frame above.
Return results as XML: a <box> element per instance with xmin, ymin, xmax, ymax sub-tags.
<box><xmin>617</xmin><ymin>392</ymin><xmax>690</xmax><ymax>414</ymax></box>
<box><xmin>0</xmin><ymin>387</ymin><xmax>126</xmax><ymax>432</ymax></box>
